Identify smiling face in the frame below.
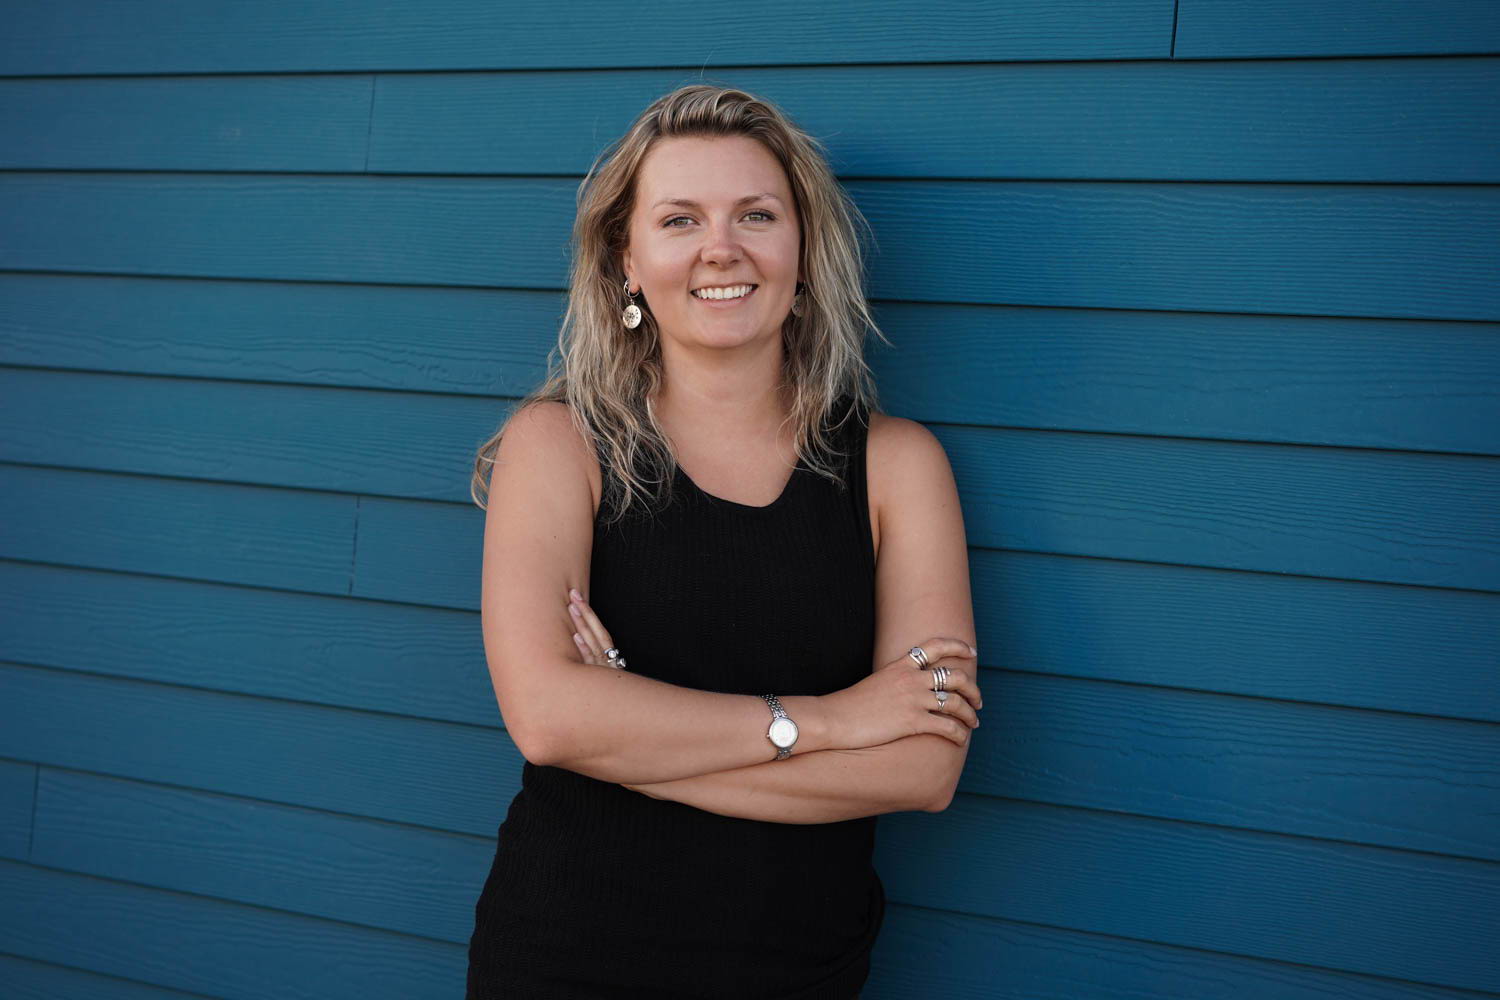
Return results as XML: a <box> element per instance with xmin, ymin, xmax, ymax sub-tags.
<box><xmin>622</xmin><ymin>135</ymin><xmax>801</xmax><ymax>351</ymax></box>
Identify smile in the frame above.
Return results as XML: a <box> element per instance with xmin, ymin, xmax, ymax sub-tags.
<box><xmin>690</xmin><ymin>284</ymin><xmax>758</xmax><ymax>304</ymax></box>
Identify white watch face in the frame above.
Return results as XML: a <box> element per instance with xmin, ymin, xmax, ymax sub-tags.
<box><xmin>769</xmin><ymin>717</ymin><xmax>798</xmax><ymax>748</ymax></box>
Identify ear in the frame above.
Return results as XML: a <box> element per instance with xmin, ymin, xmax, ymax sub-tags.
<box><xmin>621</xmin><ymin>248</ymin><xmax>634</xmax><ymax>292</ymax></box>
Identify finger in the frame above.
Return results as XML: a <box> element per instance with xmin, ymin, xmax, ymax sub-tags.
<box><xmin>909</xmin><ymin>637</ymin><xmax>977</xmax><ymax>667</ymax></box>
<box><xmin>943</xmin><ymin>696</ymin><xmax>980</xmax><ymax>729</ymax></box>
<box><xmin>920</xmin><ymin>668</ymin><xmax>981</xmax><ymax>728</ymax></box>
<box><xmin>569</xmin><ymin>593</ymin><xmax>615</xmax><ymax>652</ymax></box>
<box><xmin>925</xmin><ymin>636</ymin><xmax>978</xmax><ymax>660</ymax></box>
<box><xmin>572</xmin><ymin>630</ymin><xmax>598</xmax><ymax>664</ymax></box>
<box><xmin>566</xmin><ymin>594</ymin><xmax>602</xmax><ymax>661</ymax></box>
<box><xmin>928</xmin><ymin>661</ymin><xmax>984</xmax><ymax>713</ymax></box>
<box><xmin>923</xmin><ymin>687</ymin><xmax>979</xmax><ymax>729</ymax></box>
<box><xmin>924</xmin><ymin>708</ymin><xmax>971</xmax><ymax>747</ymax></box>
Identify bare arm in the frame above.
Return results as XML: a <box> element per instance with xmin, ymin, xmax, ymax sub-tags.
<box><xmin>622</xmin><ymin>737</ymin><xmax>949</xmax><ymax>823</ymax></box>
<box><xmin>531</xmin><ymin>663</ymin><xmax>835</xmax><ymax>784</ymax></box>
<box><xmin>480</xmin><ymin>401</ymin><xmax>838</xmax><ymax>786</ymax></box>
<box><xmin>857</xmin><ymin>414</ymin><xmax>979</xmax><ymax>812</ymax></box>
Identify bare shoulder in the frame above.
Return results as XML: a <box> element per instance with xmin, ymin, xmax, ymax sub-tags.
<box><xmin>865</xmin><ymin>411</ymin><xmax>955</xmax><ymax>563</ymax></box>
<box><xmin>500</xmin><ymin>400</ymin><xmax>603</xmax><ymax>520</ymax></box>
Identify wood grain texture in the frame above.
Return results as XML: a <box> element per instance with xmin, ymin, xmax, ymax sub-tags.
<box><xmin>1177</xmin><ymin>0</ymin><xmax>1500</xmax><ymax>58</ymax></box>
<box><xmin>0</xmin><ymin>858</ymin><xmax>462</xmax><ymax>998</ymax></box>
<box><xmin>0</xmin><ymin>0</ymin><xmax>1170</xmax><ymax>76</ymax></box>
<box><xmin>6</xmin><ymin>60</ymin><xmax>1497</xmax><ymax>180</ymax></box>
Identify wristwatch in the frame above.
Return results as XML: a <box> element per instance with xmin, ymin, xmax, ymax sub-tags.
<box><xmin>761</xmin><ymin>694</ymin><xmax>799</xmax><ymax>760</ymax></box>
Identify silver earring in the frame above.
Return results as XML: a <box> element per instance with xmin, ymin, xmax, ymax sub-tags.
<box><xmin>790</xmin><ymin>282</ymin><xmax>806</xmax><ymax>318</ymax></box>
<box><xmin>621</xmin><ymin>280</ymin><xmax>642</xmax><ymax>329</ymax></box>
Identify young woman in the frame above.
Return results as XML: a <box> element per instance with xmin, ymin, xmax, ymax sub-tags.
<box><xmin>466</xmin><ymin>83</ymin><xmax>981</xmax><ymax>999</ymax></box>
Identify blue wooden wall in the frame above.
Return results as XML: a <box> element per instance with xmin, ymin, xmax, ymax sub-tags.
<box><xmin>2</xmin><ymin>2</ymin><xmax>1498</xmax><ymax>997</ymax></box>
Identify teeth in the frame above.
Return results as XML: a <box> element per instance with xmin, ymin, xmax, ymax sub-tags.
<box><xmin>692</xmin><ymin>284</ymin><xmax>754</xmax><ymax>300</ymax></box>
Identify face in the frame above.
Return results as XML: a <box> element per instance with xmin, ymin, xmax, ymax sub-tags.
<box><xmin>622</xmin><ymin>135</ymin><xmax>801</xmax><ymax>350</ymax></box>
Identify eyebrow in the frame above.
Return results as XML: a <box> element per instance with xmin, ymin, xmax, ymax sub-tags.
<box><xmin>651</xmin><ymin>192</ymin><xmax>784</xmax><ymax>211</ymax></box>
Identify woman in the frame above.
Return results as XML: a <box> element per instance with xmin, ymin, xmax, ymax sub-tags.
<box><xmin>465</xmin><ymin>84</ymin><xmax>981</xmax><ymax>999</ymax></box>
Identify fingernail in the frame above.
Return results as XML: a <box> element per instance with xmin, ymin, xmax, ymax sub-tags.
<box><xmin>569</xmin><ymin>604</ymin><xmax>580</xmax><ymax>616</ymax></box>
<box><xmin>969</xmin><ymin>645</ymin><xmax>978</xmax><ymax>657</ymax></box>
<box><xmin>570</xmin><ymin>588</ymin><xmax>583</xmax><ymax>602</ymax></box>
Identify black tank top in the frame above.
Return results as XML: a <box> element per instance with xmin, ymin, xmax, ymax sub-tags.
<box><xmin>466</xmin><ymin>394</ymin><xmax>884</xmax><ymax>1000</ymax></box>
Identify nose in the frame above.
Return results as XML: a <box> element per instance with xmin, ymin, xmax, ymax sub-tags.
<box><xmin>699</xmin><ymin>217</ymin><xmax>743</xmax><ymax>267</ymax></box>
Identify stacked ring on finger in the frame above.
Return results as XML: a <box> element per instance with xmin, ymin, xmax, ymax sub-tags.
<box><xmin>604</xmin><ymin>647</ymin><xmax>627</xmax><ymax>670</ymax></box>
<box><xmin>931</xmin><ymin>664</ymin><xmax>951</xmax><ymax>709</ymax></box>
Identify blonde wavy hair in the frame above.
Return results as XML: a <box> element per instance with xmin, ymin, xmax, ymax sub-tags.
<box><xmin>468</xmin><ymin>82</ymin><xmax>890</xmax><ymax>524</ymax></box>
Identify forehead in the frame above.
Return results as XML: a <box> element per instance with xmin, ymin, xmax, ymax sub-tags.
<box><xmin>634</xmin><ymin>135</ymin><xmax>790</xmax><ymax>204</ymax></box>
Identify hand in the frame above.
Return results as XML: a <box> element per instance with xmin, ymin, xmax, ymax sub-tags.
<box><xmin>565</xmin><ymin>587</ymin><xmax>623</xmax><ymax>670</ymax></box>
<box><xmin>565</xmin><ymin>588</ymin><xmax>647</xmax><ymax>794</ymax></box>
<box><xmin>821</xmin><ymin>637</ymin><xmax>983</xmax><ymax>750</ymax></box>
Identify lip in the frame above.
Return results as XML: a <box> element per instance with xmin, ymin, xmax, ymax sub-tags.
<box><xmin>690</xmin><ymin>284</ymin><xmax>759</xmax><ymax>307</ymax></box>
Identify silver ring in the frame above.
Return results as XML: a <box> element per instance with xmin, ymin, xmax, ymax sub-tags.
<box><xmin>935</xmin><ymin>690</ymin><xmax>950</xmax><ymax>709</ymax></box>
<box><xmin>908</xmin><ymin>646</ymin><xmax>930</xmax><ymax>669</ymax></box>
<box><xmin>604</xmin><ymin>647</ymin><xmax>627</xmax><ymax>670</ymax></box>
<box><xmin>932</xmin><ymin>665</ymin><xmax>950</xmax><ymax>692</ymax></box>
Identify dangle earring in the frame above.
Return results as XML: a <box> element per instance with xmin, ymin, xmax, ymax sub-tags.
<box><xmin>790</xmin><ymin>281</ymin><xmax>806</xmax><ymax>318</ymax></box>
<box><xmin>621</xmin><ymin>280</ymin><xmax>642</xmax><ymax>329</ymax></box>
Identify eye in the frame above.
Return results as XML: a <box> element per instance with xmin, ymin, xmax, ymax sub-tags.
<box><xmin>662</xmin><ymin>210</ymin><xmax>778</xmax><ymax>228</ymax></box>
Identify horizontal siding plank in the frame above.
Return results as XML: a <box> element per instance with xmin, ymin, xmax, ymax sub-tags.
<box><xmin>0</xmin><ymin>758</ymin><xmax>36</xmax><ymax>860</ymax></box>
<box><xmin>0</xmin><ymin>953</ymin><xmax>212</xmax><ymax>1000</ymax></box>
<box><xmin>0</xmin><ymin>369</ymin><xmax>492</xmax><ymax>502</ymax></box>
<box><xmin>0</xmin><ymin>274</ymin><xmax>559</xmax><ymax>399</ymax></box>
<box><xmin>961</xmin><ymin>670</ymin><xmax>1500</xmax><ymax>861</ymax></box>
<box><xmin>3</xmin><ymin>274</ymin><xmax>1496</xmax><ymax>456</ymax></box>
<box><xmin>0</xmin><ymin>464</ymin><xmax>354</xmax><ymax>594</ymax></box>
<box><xmin>0</xmin><ymin>0</ymin><xmax>1170</xmax><ymax>76</ymax></box>
<box><xmin>869</xmin><ymin>304</ymin><xmax>1500</xmax><ymax>458</ymax></box>
<box><xmin>855</xmin><ymin>180</ymin><xmax>1500</xmax><ymax>322</ymax></box>
<box><xmin>934</xmin><ymin>424</ymin><xmax>1500</xmax><ymax>591</ymax></box>
<box><xmin>0</xmin><ymin>562</ymin><xmax>494</xmax><ymax>728</ymax></box>
<box><xmin>3</xmin><ymin>174</ymin><xmax>1496</xmax><ymax>320</ymax></box>
<box><xmin>7</xmin><ymin>59</ymin><xmax>1495</xmax><ymax>181</ymax></box>
<box><xmin>1177</xmin><ymin>0</ymin><xmax>1500</xmax><ymax>59</ymax></box>
<box><xmin>0</xmin><ymin>75</ymin><xmax>371</xmax><ymax>171</ymax></box>
<box><xmin>32</xmin><ymin>769</ymin><xmax>491</xmax><ymax>943</ymax></box>
<box><xmin>0</xmin><ymin>859</ymin><xmax>461</xmax><ymax>1000</ymax></box>
<box><xmin>0</xmin><ymin>662</ymin><xmax>524</xmax><ymax>836</ymax></box>
<box><xmin>3</xmin><ymin>372</ymin><xmax>1497</xmax><ymax>591</ymax></box>
<box><xmin>966</xmin><ymin>551</ymin><xmax>1500</xmax><ymax>725</ymax></box>
<box><xmin>878</xmin><ymin>798</ymin><xmax>1500</xmax><ymax>994</ymax></box>
<box><xmin>872</xmin><ymin>900</ymin><xmax>1483</xmax><ymax>1000</ymax></box>
<box><xmin>370</xmin><ymin>59</ymin><xmax>1500</xmax><ymax>182</ymax></box>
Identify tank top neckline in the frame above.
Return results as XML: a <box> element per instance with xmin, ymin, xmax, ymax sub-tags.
<box><xmin>673</xmin><ymin>455</ymin><xmax>802</xmax><ymax>513</ymax></box>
